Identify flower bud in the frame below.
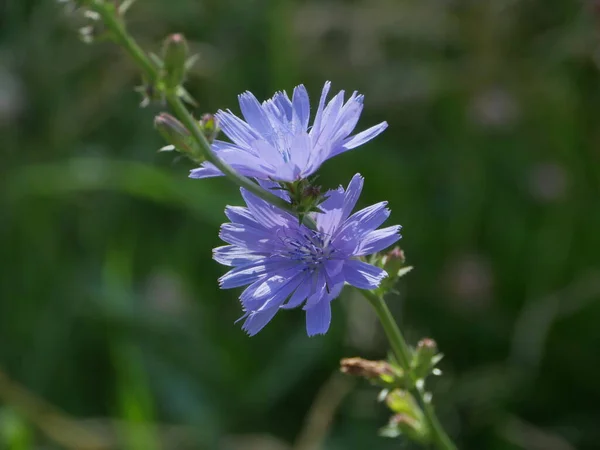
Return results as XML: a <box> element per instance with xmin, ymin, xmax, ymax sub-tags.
<box><xmin>199</xmin><ymin>113</ymin><xmax>220</xmax><ymax>144</ymax></box>
<box><xmin>380</xmin><ymin>413</ymin><xmax>429</xmax><ymax>443</ymax></box>
<box><xmin>385</xmin><ymin>389</ymin><xmax>420</xmax><ymax>417</ymax></box>
<box><xmin>162</xmin><ymin>33</ymin><xmax>189</xmax><ymax>91</ymax></box>
<box><xmin>411</xmin><ymin>338</ymin><xmax>444</xmax><ymax>380</ymax></box>
<box><xmin>154</xmin><ymin>113</ymin><xmax>204</xmax><ymax>163</ymax></box>
<box><xmin>382</xmin><ymin>246</ymin><xmax>406</xmax><ymax>276</ymax></box>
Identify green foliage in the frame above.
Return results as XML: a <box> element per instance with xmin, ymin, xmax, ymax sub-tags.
<box><xmin>2</xmin><ymin>0</ymin><xmax>600</xmax><ymax>449</ymax></box>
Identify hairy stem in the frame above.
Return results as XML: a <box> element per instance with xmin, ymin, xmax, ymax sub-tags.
<box><xmin>358</xmin><ymin>288</ymin><xmax>457</xmax><ymax>450</ymax></box>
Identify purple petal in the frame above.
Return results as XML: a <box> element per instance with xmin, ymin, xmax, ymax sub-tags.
<box><xmin>341</xmin><ymin>173</ymin><xmax>364</xmax><ymax>222</ymax></box>
<box><xmin>281</xmin><ymin>273</ymin><xmax>312</xmax><ymax>309</ymax></box>
<box><xmin>215</xmin><ymin>110</ymin><xmax>261</xmax><ymax>150</ymax></box>
<box><xmin>303</xmin><ymin>271</ymin><xmax>328</xmax><ymax>308</ymax></box>
<box><xmin>212</xmin><ymin>245</ymin><xmax>265</xmax><ymax>267</ymax></box>
<box><xmin>356</xmin><ymin>225</ymin><xmax>402</xmax><ymax>255</ymax></box>
<box><xmin>289</xmin><ymin>133</ymin><xmax>313</xmax><ymax>177</ymax></box>
<box><xmin>241</xmin><ymin>189</ymin><xmax>295</xmax><ymax>229</ymax></box>
<box><xmin>219</xmin><ymin>258</ymin><xmax>296</xmax><ymax>289</ymax></box>
<box><xmin>272</xmin><ymin>91</ymin><xmax>293</xmax><ymax>122</ymax></box>
<box><xmin>345</xmin><ymin>201</ymin><xmax>390</xmax><ymax>233</ymax></box>
<box><xmin>311</xmin><ymin>81</ymin><xmax>331</xmax><ymax>135</ymax></box>
<box><xmin>219</xmin><ymin>222</ymin><xmax>278</xmax><ymax>251</ymax></box>
<box><xmin>212</xmin><ymin>139</ymin><xmax>242</xmax><ymax>152</ymax></box>
<box><xmin>250</xmin><ymin>268</ymin><xmax>305</xmax><ymax>310</ymax></box>
<box><xmin>224</xmin><ymin>206</ymin><xmax>258</xmax><ymax>227</ymax></box>
<box><xmin>330</xmin><ymin>92</ymin><xmax>364</xmax><ymax>143</ymax></box>
<box><xmin>257</xmin><ymin>179</ymin><xmax>291</xmax><ymax>202</ymax></box>
<box><xmin>189</xmin><ymin>148</ymin><xmax>276</xmax><ymax>180</ymax></box>
<box><xmin>238</xmin><ymin>92</ymin><xmax>274</xmax><ymax>138</ymax></box>
<box><xmin>189</xmin><ymin>164</ymin><xmax>223</xmax><ymax>179</ymax></box>
<box><xmin>311</xmin><ymin>90</ymin><xmax>345</xmax><ymax>148</ymax></box>
<box><xmin>292</xmin><ymin>85</ymin><xmax>310</xmax><ymax>132</ymax></box>
<box><xmin>315</xmin><ymin>186</ymin><xmax>344</xmax><ymax>237</ymax></box>
<box><xmin>241</xmin><ymin>306</ymin><xmax>280</xmax><ymax>336</ymax></box>
<box><xmin>305</xmin><ymin>298</ymin><xmax>332</xmax><ymax>336</ymax></box>
<box><xmin>333</xmin><ymin>121</ymin><xmax>388</xmax><ymax>156</ymax></box>
<box><xmin>343</xmin><ymin>260</ymin><xmax>388</xmax><ymax>289</ymax></box>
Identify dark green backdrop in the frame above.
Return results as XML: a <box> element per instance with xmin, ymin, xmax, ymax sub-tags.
<box><xmin>1</xmin><ymin>0</ymin><xmax>600</xmax><ymax>449</ymax></box>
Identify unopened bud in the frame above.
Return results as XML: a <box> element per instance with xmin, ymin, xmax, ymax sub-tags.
<box><xmin>384</xmin><ymin>413</ymin><xmax>429</xmax><ymax>443</ymax></box>
<box><xmin>385</xmin><ymin>389</ymin><xmax>420</xmax><ymax>417</ymax></box>
<box><xmin>412</xmin><ymin>338</ymin><xmax>443</xmax><ymax>380</ymax></box>
<box><xmin>162</xmin><ymin>33</ymin><xmax>189</xmax><ymax>91</ymax></box>
<box><xmin>199</xmin><ymin>113</ymin><xmax>220</xmax><ymax>144</ymax></box>
<box><xmin>154</xmin><ymin>113</ymin><xmax>204</xmax><ymax>163</ymax></box>
<box><xmin>382</xmin><ymin>246</ymin><xmax>406</xmax><ymax>275</ymax></box>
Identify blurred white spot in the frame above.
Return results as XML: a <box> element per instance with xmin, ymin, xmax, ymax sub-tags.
<box><xmin>144</xmin><ymin>271</ymin><xmax>188</xmax><ymax>315</ymax></box>
<box><xmin>0</xmin><ymin>65</ymin><xmax>25</xmax><ymax>127</ymax></box>
<box><xmin>528</xmin><ymin>162</ymin><xmax>568</xmax><ymax>203</ymax></box>
<box><xmin>444</xmin><ymin>254</ymin><xmax>493</xmax><ymax>311</ymax></box>
<box><xmin>469</xmin><ymin>87</ymin><xmax>518</xmax><ymax>129</ymax></box>
<box><xmin>69</xmin><ymin>157</ymin><xmax>107</xmax><ymax>185</ymax></box>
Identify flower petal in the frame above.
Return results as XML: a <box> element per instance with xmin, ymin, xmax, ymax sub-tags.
<box><xmin>241</xmin><ymin>306</ymin><xmax>280</xmax><ymax>336</ymax></box>
<box><xmin>292</xmin><ymin>84</ymin><xmax>310</xmax><ymax>132</ymax></box>
<box><xmin>213</xmin><ymin>245</ymin><xmax>265</xmax><ymax>267</ymax></box>
<box><xmin>343</xmin><ymin>260</ymin><xmax>388</xmax><ymax>289</ymax></box>
<box><xmin>238</xmin><ymin>91</ymin><xmax>274</xmax><ymax>138</ymax></box>
<box><xmin>215</xmin><ymin>110</ymin><xmax>261</xmax><ymax>150</ymax></box>
<box><xmin>311</xmin><ymin>81</ymin><xmax>331</xmax><ymax>135</ymax></box>
<box><xmin>249</xmin><ymin>268</ymin><xmax>305</xmax><ymax>311</ymax></box>
<box><xmin>219</xmin><ymin>258</ymin><xmax>295</xmax><ymax>289</ymax></box>
<box><xmin>315</xmin><ymin>186</ymin><xmax>344</xmax><ymax>237</ymax></box>
<box><xmin>240</xmin><ymin>189</ymin><xmax>295</xmax><ymax>229</ymax></box>
<box><xmin>345</xmin><ymin>201</ymin><xmax>390</xmax><ymax>233</ymax></box>
<box><xmin>281</xmin><ymin>273</ymin><xmax>312</xmax><ymax>309</ymax></box>
<box><xmin>219</xmin><ymin>222</ymin><xmax>278</xmax><ymax>251</ymax></box>
<box><xmin>341</xmin><ymin>173</ymin><xmax>364</xmax><ymax>222</ymax></box>
<box><xmin>305</xmin><ymin>298</ymin><xmax>332</xmax><ymax>336</ymax></box>
<box><xmin>334</xmin><ymin>121</ymin><xmax>388</xmax><ymax>155</ymax></box>
<box><xmin>356</xmin><ymin>225</ymin><xmax>402</xmax><ymax>255</ymax></box>
<box><xmin>330</xmin><ymin>92</ymin><xmax>363</xmax><ymax>143</ymax></box>
<box><xmin>224</xmin><ymin>206</ymin><xmax>258</xmax><ymax>227</ymax></box>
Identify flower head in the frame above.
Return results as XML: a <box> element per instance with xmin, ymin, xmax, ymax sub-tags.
<box><xmin>190</xmin><ymin>82</ymin><xmax>387</xmax><ymax>182</ymax></box>
<box><xmin>214</xmin><ymin>174</ymin><xmax>401</xmax><ymax>336</ymax></box>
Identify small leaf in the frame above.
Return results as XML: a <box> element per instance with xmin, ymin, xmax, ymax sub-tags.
<box><xmin>397</xmin><ymin>266</ymin><xmax>413</xmax><ymax>278</ymax></box>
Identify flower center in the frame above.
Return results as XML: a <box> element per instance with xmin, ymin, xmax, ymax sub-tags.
<box><xmin>281</xmin><ymin>229</ymin><xmax>334</xmax><ymax>270</ymax></box>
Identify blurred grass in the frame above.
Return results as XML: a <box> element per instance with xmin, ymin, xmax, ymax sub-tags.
<box><xmin>1</xmin><ymin>0</ymin><xmax>600</xmax><ymax>449</ymax></box>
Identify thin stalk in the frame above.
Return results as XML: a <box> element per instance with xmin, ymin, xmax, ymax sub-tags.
<box><xmin>91</xmin><ymin>1</ymin><xmax>299</xmax><ymax>216</ymax></box>
<box><xmin>358</xmin><ymin>288</ymin><xmax>457</xmax><ymax>450</ymax></box>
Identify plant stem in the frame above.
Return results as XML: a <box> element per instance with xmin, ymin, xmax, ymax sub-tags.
<box><xmin>91</xmin><ymin>0</ymin><xmax>298</xmax><ymax>215</ymax></box>
<box><xmin>358</xmin><ymin>288</ymin><xmax>457</xmax><ymax>450</ymax></box>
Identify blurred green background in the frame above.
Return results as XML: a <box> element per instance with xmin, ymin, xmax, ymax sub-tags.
<box><xmin>2</xmin><ymin>0</ymin><xmax>600</xmax><ymax>449</ymax></box>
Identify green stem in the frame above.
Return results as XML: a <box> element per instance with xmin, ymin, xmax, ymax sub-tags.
<box><xmin>358</xmin><ymin>289</ymin><xmax>457</xmax><ymax>450</ymax></box>
<box><xmin>91</xmin><ymin>0</ymin><xmax>299</xmax><ymax>216</ymax></box>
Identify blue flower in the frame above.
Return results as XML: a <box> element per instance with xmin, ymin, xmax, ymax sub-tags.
<box><xmin>213</xmin><ymin>174</ymin><xmax>401</xmax><ymax>336</ymax></box>
<box><xmin>190</xmin><ymin>82</ymin><xmax>387</xmax><ymax>182</ymax></box>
